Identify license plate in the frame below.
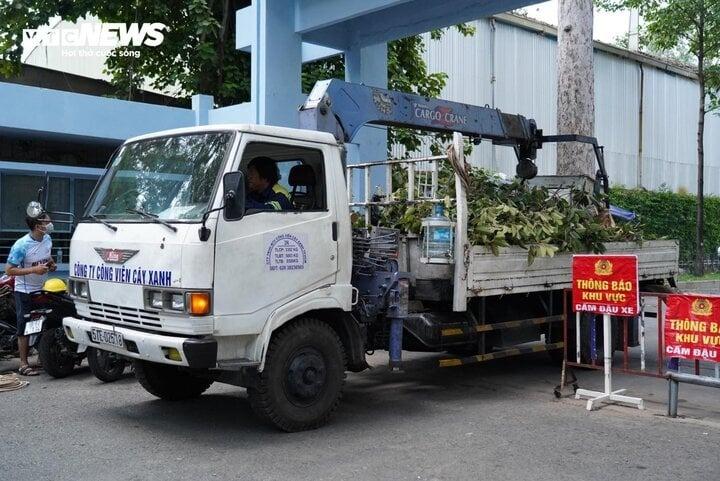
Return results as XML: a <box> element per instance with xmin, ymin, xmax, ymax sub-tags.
<box><xmin>24</xmin><ymin>319</ymin><xmax>43</xmax><ymax>336</ymax></box>
<box><xmin>90</xmin><ymin>328</ymin><xmax>125</xmax><ymax>348</ymax></box>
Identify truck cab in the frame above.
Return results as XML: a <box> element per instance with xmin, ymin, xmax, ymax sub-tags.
<box><xmin>64</xmin><ymin>124</ymin><xmax>360</xmax><ymax>430</ymax></box>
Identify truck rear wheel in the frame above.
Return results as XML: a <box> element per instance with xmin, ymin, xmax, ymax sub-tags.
<box><xmin>247</xmin><ymin>318</ymin><xmax>346</xmax><ymax>432</ymax></box>
<box><xmin>134</xmin><ymin>360</ymin><xmax>213</xmax><ymax>400</ymax></box>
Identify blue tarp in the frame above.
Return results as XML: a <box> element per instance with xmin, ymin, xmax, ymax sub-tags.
<box><xmin>610</xmin><ymin>204</ymin><xmax>637</xmax><ymax>222</ymax></box>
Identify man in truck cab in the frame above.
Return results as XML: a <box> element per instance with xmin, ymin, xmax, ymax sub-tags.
<box><xmin>5</xmin><ymin>212</ymin><xmax>56</xmax><ymax>376</ymax></box>
<box><xmin>245</xmin><ymin>156</ymin><xmax>293</xmax><ymax>211</ymax></box>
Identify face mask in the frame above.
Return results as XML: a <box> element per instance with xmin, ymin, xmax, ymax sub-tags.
<box><xmin>40</xmin><ymin>222</ymin><xmax>54</xmax><ymax>234</ymax></box>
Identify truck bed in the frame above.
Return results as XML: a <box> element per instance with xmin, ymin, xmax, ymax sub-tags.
<box><xmin>400</xmin><ymin>239</ymin><xmax>679</xmax><ymax>298</ymax></box>
<box><xmin>467</xmin><ymin>240</ymin><xmax>678</xmax><ymax>297</ymax></box>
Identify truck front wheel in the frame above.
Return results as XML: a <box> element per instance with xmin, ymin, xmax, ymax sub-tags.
<box><xmin>134</xmin><ymin>360</ymin><xmax>213</xmax><ymax>401</ymax></box>
<box><xmin>247</xmin><ymin>318</ymin><xmax>347</xmax><ymax>432</ymax></box>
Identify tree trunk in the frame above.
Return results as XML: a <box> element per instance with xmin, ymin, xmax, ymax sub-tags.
<box><xmin>695</xmin><ymin>46</ymin><xmax>706</xmax><ymax>275</ymax></box>
<box><xmin>556</xmin><ymin>0</ymin><xmax>595</xmax><ymax>176</ymax></box>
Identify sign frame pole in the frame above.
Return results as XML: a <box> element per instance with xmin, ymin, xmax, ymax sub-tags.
<box><xmin>574</xmin><ymin>313</ymin><xmax>644</xmax><ymax>410</ymax></box>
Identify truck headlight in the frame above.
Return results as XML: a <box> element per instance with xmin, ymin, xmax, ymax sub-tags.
<box><xmin>143</xmin><ymin>288</ymin><xmax>210</xmax><ymax>315</ymax></box>
<box><xmin>144</xmin><ymin>289</ymin><xmax>207</xmax><ymax>316</ymax></box>
<box><xmin>148</xmin><ymin>290</ymin><xmax>163</xmax><ymax>309</ymax></box>
<box><xmin>170</xmin><ymin>293</ymin><xmax>185</xmax><ymax>311</ymax></box>
<box><xmin>70</xmin><ymin>279</ymin><xmax>89</xmax><ymax>299</ymax></box>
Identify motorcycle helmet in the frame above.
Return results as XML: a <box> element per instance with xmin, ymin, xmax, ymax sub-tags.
<box><xmin>43</xmin><ymin>278</ymin><xmax>67</xmax><ymax>293</ymax></box>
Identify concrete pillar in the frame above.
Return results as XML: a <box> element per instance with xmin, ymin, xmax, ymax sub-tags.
<box><xmin>237</xmin><ymin>0</ymin><xmax>305</xmax><ymax>127</ymax></box>
<box><xmin>345</xmin><ymin>43</ymin><xmax>388</xmax><ymax>199</ymax></box>
<box><xmin>191</xmin><ymin>94</ymin><xmax>214</xmax><ymax>126</ymax></box>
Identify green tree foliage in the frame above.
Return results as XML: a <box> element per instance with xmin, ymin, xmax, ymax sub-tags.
<box><xmin>0</xmin><ymin>1</ymin><xmax>252</xmax><ymax>105</ymax></box>
<box><xmin>598</xmin><ymin>0</ymin><xmax>720</xmax><ymax>274</ymax></box>
<box><xmin>611</xmin><ymin>187</ymin><xmax>720</xmax><ymax>267</ymax></box>
<box><xmin>600</xmin><ymin>0</ymin><xmax>720</xmax><ymax>108</ymax></box>
<box><xmin>0</xmin><ymin>1</ymin><xmax>473</xmax><ymax>152</ymax></box>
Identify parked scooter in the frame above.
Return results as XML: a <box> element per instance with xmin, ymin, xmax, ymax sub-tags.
<box><xmin>0</xmin><ymin>275</ymin><xmax>129</xmax><ymax>381</ymax></box>
<box><xmin>34</xmin><ymin>278</ymin><xmax>130</xmax><ymax>381</ymax></box>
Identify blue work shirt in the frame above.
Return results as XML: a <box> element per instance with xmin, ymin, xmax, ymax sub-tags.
<box><xmin>246</xmin><ymin>184</ymin><xmax>293</xmax><ymax>211</ymax></box>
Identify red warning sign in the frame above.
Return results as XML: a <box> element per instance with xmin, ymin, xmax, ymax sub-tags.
<box><xmin>572</xmin><ymin>255</ymin><xmax>639</xmax><ymax>317</ymax></box>
<box><xmin>664</xmin><ymin>294</ymin><xmax>720</xmax><ymax>362</ymax></box>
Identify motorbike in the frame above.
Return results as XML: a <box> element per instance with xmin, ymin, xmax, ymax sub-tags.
<box><xmin>0</xmin><ymin>275</ymin><xmax>21</xmax><ymax>356</ymax></box>
<box><xmin>0</xmin><ymin>275</ymin><xmax>129</xmax><ymax>382</ymax></box>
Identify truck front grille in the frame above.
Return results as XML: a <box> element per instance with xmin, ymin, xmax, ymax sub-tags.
<box><xmin>86</xmin><ymin>302</ymin><xmax>162</xmax><ymax>329</ymax></box>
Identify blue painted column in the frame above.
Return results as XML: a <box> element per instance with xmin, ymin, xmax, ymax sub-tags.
<box><xmin>237</xmin><ymin>0</ymin><xmax>305</xmax><ymax>127</ymax></box>
<box><xmin>344</xmin><ymin>43</ymin><xmax>388</xmax><ymax>201</ymax></box>
<box><xmin>192</xmin><ymin>94</ymin><xmax>214</xmax><ymax>126</ymax></box>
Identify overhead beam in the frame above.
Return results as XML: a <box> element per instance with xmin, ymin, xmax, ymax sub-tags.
<box><xmin>300</xmin><ymin>0</ymin><xmax>537</xmax><ymax>49</ymax></box>
<box><xmin>0</xmin><ymin>82</ymin><xmax>195</xmax><ymax>142</ymax></box>
<box><xmin>295</xmin><ymin>0</ymin><xmax>412</xmax><ymax>34</ymax></box>
<box><xmin>302</xmin><ymin>43</ymin><xmax>342</xmax><ymax>63</ymax></box>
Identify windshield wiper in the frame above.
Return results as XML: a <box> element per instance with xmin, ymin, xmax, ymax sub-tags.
<box><xmin>125</xmin><ymin>208</ymin><xmax>178</xmax><ymax>232</ymax></box>
<box><xmin>88</xmin><ymin>214</ymin><xmax>118</xmax><ymax>232</ymax></box>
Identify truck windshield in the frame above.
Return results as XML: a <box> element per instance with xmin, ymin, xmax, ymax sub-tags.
<box><xmin>86</xmin><ymin>132</ymin><xmax>234</xmax><ymax>222</ymax></box>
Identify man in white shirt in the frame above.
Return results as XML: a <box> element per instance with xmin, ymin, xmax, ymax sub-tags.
<box><xmin>4</xmin><ymin>213</ymin><xmax>56</xmax><ymax>376</ymax></box>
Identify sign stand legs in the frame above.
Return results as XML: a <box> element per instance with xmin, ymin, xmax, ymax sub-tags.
<box><xmin>575</xmin><ymin>314</ymin><xmax>644</xmax><ymax>411</ymax></box>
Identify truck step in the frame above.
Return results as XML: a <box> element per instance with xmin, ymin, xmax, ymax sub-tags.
<box><xmin>216</xmin><ymin>359</ymin><xmax>260</xmax><ymax>369</ymax></box>
<box><xmin>439</xmin><ymin>341</ymin><xmax>564</xmax><ymax>367</ymax></box>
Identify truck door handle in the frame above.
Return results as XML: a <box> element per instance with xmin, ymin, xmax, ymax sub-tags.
<box><xmin>332</xmin><ymin>222</ymin><xmax>338</xmax><ymax>241</ymax></box>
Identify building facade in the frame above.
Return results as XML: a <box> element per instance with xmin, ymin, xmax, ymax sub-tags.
<box><xmin>420</xmin><ymin>14</ymin><xmax>720</xmax><ymax>195</ymax></box>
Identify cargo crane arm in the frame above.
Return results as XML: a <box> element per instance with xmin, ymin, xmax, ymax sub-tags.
<box><xmin>299</xmin><ymin>79</ymin><xmax>609</xmax><ymax>195</ymax></box>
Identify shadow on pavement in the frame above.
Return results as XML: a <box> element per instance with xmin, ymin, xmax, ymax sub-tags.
<box><xmin>100</xmin><ymin>352</ymin><xmax>561</xmax><ymax>442</ymax></box>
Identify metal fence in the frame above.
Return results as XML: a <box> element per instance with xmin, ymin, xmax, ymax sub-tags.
<box><xmin>558</xmin><ymin>290</ymin><xmax>720</xmax><ymax>395</ymax></box>
<box><xmin>346</xmin><ymin>155</ymin><xmax>447</xmax><ymax>227</ymax></box>
<box><xmin>679</xmin><ymin>257</ymin><xmax>720</xmax><ymax>274</ymax></box>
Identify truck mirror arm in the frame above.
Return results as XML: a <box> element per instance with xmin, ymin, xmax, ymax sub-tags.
<box><xmin>198</xmin><ymin>208</ymin><xmax>220</xmax><ymax>242</ymax></box>
<box><xmin>198</xmin><ymin>190</ymin><xmax>239</xmax><ymax>242</ymax></box>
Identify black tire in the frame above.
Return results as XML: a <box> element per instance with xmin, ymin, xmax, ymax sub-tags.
<box><xmin>38</xmin><ymin>327</ymin><xmax>77</xmax><ymax>378</ymax></box>
<box><xmin>87</xmin><ymin>347</ymin><xmax>127</xmax><ymax>383</ymax></box>
<box><xmin>0</xmin><ymin>295</ymin><xmax>15</xmax><ymax>325</ymax></box>
<box><xmin>247</xmin><ymin>318</ymin><xmax>346</xmax><ymax>432</ymax></box>
<box><xmin>133</xmin><ymin>360</ymin><xmax>213</xmax><ymax>401</ymax></box>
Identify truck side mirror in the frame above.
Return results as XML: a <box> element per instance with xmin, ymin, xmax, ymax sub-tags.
<box><xmin>223</xmin><ymin>171</ymin><xmax>245</xmax><ymax>221</ymax></box>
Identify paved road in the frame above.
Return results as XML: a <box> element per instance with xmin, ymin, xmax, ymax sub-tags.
<box><xmin>1</xmin><ymin>351</ymin><xmax>718</xmax><ymax>481</ymax></box>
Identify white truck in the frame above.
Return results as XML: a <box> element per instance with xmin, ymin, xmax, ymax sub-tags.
<box><xmin>61</xmin><ymin>80</ymin><xmax>678</xmax><ymax>431</ymax></box>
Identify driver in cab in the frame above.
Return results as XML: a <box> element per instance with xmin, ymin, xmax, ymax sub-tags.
<box><xmin>245</xmin><ymin>156</ymin><xmax>293</xmax><ymax>211</ymax></box>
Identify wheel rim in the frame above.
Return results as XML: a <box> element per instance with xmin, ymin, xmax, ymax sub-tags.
<box><xmin>283</xmin><ymin>347</ymin><xmax>327</xmax><ymax>407</ymax></box>
<box><xmin>96</xmin><ymin>350</ymin><xmax>123</xmax><ymax>373</ymax></box>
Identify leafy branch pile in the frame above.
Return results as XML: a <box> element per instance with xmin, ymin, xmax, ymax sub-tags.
<box><xmin>378</xmin><ymin>164</ymin><xmax>643</xmax><ymax>263</ymax></box>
